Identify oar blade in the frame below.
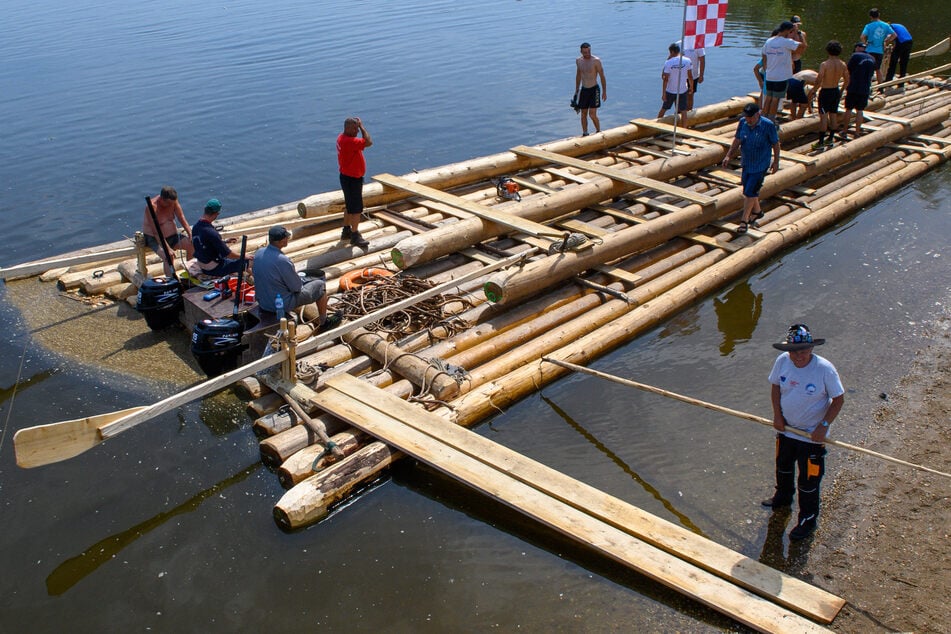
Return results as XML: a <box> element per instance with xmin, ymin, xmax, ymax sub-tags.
<box><xmin>13</xmin><ymin>407</ymin><xmax>147</xmax><ymax>468</ymax></box>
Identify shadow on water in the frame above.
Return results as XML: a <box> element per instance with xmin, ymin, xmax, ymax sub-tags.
<box><xmin>45</xmin><ymin>463</ymin><xmax>261</xmax><ymax>596</ymax></box>
<box><xmin>714</xmin><ymin>280</ymin><xmax>763</xmax><ymax>356</ymax></box>
<box><xmin>392</xmin><ymin>459</ymin><xmax>741</xmax><ymax>631</ymax></box>
<box><xmin>539</xmin><ymin>393</ymin><xmax>705</xmax><ymax>536</ymax></box>
<box><xmin>1</xmin><ymin>369</ymin><xmax>57</xmax><ymax>405</ymax></box>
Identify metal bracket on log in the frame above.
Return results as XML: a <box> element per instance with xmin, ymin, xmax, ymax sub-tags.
<box><xmin>573</xmin><ymin>277</ymin><xmax>635</xmax><ymax>304</ymax></box>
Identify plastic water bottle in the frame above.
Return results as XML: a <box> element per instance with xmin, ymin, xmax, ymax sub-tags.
<box><xmin>275</xmin><ymin>294</ymin><xmax>284</xmax><ymax>320</ymax></box>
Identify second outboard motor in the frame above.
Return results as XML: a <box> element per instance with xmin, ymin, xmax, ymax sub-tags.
<box><xmin>191</xmin><ymin>318</ymin><xmax>246</xmax><ymax>376</ymax></box>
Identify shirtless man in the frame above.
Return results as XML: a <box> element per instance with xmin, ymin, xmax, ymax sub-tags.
<box><xmin>142</xmin><ymin>185</ymin><xmax>193</xmax><ymax>277</ymax></box>
<box><xmin>809</xmin><ymin>41</ymin><xmax>850</xmax><ymax>148</ymax></box>
<box><xmin>574</xmin><ymin>43</ymin><xmax>607</xmax><ymax>136</ymax></box>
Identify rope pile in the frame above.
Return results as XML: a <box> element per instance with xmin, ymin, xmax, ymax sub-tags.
<box><xmin>333</xmin><ymin>274</ymin><xmax>474</xmax><ymax>340</ymax></box>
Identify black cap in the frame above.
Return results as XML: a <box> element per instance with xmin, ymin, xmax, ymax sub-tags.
<box><xmin>742</xmin><ymin>102</ymin><xmax>761</xmax><ymax>116</ymax></box>
<box><xmin>268</xmin><ymin>225</ymin><xmax>291</xmax><ymax>242</ymax></box>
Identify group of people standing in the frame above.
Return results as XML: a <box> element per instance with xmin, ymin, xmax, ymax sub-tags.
<box><xmin>141</xmin><ymin>115</ymin><xmax>374</xmax><ymax>331</ymax></box>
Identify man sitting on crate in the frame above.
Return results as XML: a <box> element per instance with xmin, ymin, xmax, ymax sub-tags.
<box><xmin>253</xmin><ymin>225</ymin><xmax>343</xmax><ymax>331</ymax></box>
<box><xmin>191</xmin><ymin>199</ymin><xmax>250</xmax><ymax>276</ymax></box>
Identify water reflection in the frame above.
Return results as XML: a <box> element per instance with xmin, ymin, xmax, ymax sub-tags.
<box><xmin>45</xmin><ymin>463</ymin><xmax>260</xmax><ymax>596</ymax></box>
<box><xmin>540</xmin><ymin>394</ymin><xmax>704</xmax><ymax>535</ymax></box>
<box><xmin>714</xmin><ymin>281</ymin><xmax>763</xmax><ymax>355</ymax></box>
<box><xmin>1</xmin><ymin>368</ymin><xmax>56</xmax><ymax>405</ymax></box>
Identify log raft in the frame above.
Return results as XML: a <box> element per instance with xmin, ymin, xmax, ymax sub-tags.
<box><xmin>7</xmin><ymin>75</ymin><xmax>951</xmax><ymax>633</ymax></box>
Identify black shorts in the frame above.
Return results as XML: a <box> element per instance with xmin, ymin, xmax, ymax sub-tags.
<box><xmin>662</xmin><ymin>91</ymin><xmax>689</xmax><ymax>111</ymax></box>
<box><xmin>870</xmin><ymin>52</ymin><xmax>883</xmax><ymax>70</ymax></box>
<box><xmin>844</xmin><ymin>92</ymin><xmax>869</xmax><ymax>111</ymax></box>
<box><xmin>818</xmin><ymin>88</ymin><xmax>840</xmax><ymax>114</ymax></box>
<box><xmin>577</xmin><ymin>85</ymin><xmax>601</xmax><ymax>109</ymax></box>
<box><xmin>786</xmin><ymin>80</ymin><xmax>808</xmax><ymax>104</ymax></box>
<box><xmin>339</xmin><ymin>173</ymin><xmax>365</xmax><ymax>215</ymax></box>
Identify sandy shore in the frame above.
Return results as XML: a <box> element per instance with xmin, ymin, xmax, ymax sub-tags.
<box><xmin>798</xmin><ymin>311</ymin><xmax>950</xmax><ymax>633</ymax></box>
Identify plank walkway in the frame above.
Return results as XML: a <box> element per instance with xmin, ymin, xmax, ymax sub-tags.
<box><xmin>312</xmin><ymin>374</ymin><xmax>844</xmax><ymax>633</ymax></box>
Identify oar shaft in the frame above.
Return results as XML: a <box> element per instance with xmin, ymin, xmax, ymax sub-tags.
<box><xmin>542</xmin><ymin>357</ymin><xmax>951</xmax><ymax>480</ymax></box>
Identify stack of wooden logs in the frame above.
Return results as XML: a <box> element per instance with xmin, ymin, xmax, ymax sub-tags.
<box><xmin>228</xmin><ymin>79</ymin><xmax>951</xmax><ymax>530</ymax></box>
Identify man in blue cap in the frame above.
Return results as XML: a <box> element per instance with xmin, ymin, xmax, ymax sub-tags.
<box><xmin>191</xmin><ymin>198</ymin><xmax>249</xmax><ymax>276</ymax></box>
<box><xmin>761</xmin><ymin>323</ymin><xmax>845</xmax><ymax>541</ymax></box>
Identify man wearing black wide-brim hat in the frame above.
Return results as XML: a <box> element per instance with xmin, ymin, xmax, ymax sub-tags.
<box><xmin>762</xmin><ymin>323</ymin><xmax>845</xmax><ymax>540</ymax></box>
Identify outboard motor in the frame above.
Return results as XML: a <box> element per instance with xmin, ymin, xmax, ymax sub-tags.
<box><xmin>191</xmin><ymin>318</ymin><xmax>247</xmax><ymax>376</ymax></box>
<box><xmin>136</xmin><ymin>277</ymin><xmax>183</xmax><ymax>330</ymax></box>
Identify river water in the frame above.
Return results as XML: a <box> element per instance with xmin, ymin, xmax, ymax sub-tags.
<box><xmin>1</xmin><ymin>1</ymin><xmax>949</xmax><ymax>631</ymax></box>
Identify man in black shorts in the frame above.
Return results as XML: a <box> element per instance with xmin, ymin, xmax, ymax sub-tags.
<box><xmin>809</xmin><ymin>41</ymin><xmax>850</xmax><ymax>147</ymax></box>
<box><xmin>573</xmin><ymin>42</ymin><xmax>607</xmax><ymax>136</ymax></box>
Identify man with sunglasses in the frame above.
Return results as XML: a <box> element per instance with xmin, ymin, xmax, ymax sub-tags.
<box><xmin>761</xmin><ymin>323</ymin><xmax>845</xmax><ymax>541</ymax></box>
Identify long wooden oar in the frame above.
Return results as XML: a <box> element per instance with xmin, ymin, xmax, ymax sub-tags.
<box><xmin>13</xmin><ymin>250</ymin><xmax>533</xmax><ymax>468</ymax></box>
<box><xmin>542</xmin><ymin>357</ymin><xmax>951</xmax><ymax>480</ymax></box>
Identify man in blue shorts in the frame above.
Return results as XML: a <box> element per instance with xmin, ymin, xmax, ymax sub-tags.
<box><xmin>573</xmin><ymin>43</ymin><xmax>607</xmax><ymax>136</ymax></box>
<box><xmin>720</xmin><ymin>102</ymin><xmax>781</xmax><ymax>234</ymax></box>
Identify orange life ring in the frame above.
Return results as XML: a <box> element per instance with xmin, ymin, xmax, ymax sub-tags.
<box><xmin>338</xmin><ymin>267</ymin><xmax>393</xmax><ymax>291</ymax></box>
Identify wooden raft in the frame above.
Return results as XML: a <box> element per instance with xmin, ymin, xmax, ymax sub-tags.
<box><xmin>311</xmin><ymin>374</ymin><xmax>844</xmax><ymax>632</ymax></box>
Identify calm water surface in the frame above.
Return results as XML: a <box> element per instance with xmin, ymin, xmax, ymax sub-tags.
<box><xmin>1</xmin><ymin>1</ymin><xmax>949</xmax><ymax>631</ymax></box>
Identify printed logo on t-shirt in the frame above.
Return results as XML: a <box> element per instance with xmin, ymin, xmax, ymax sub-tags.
<box><xmin>805</xmin><ymin>383</ymin><xmax>818</xmax><ymax>395</ymax></box>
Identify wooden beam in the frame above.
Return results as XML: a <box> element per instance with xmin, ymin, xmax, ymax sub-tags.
<box><xmin>507</xmin><ymin>175</ymin><xmax>559</xmax><ymax>195</ymax></box>
<box><xmin>909</xmin><ymin>133</ymin><xmax>951</xmax><ymax>146</ymax></box>
<box><xmin>316</xmin><ymin>375</ymin><xmax>844</xmax><ymax>628</ymax></box>
<box><xmin>510</xmin><ymin>145</ymin><xmax>717</xmax><ymax>208</ymax></box>
<box><xmin>862</xmin><ymin>111</ymin><xmax>913</xmax><ymax>127</ymax></box>
<box><xmin>543</xmin><ymin>167</ymin><xmax>589</xmax><ymax>184</ymax></box>
<box><xmin>711</xmin><ymin>221</ymin><xmax>766</xmax><ymax>239</ymax></box>
<box><xmin>593</xmin><ymin>265</ymin><xmax>643</xmax><ymax>284</ymax></box>
<box><xmin>555</xmin><ymin>218</ymin><xmax>610</xmax><ymax>238</ymax></box>
<box><xmin>632</xmin><ymin>119</ymin><xmax>818</xmax><ymax>166</ymax></box>
<box><xmin>682</xmin><ymin>231</ymin><xmax>741</xmax><ymax>253</ymax></box>
<box><xmin>374</xmin><ymin>173</ymin><xmax>562</xmax><ymax>239</ymax></box>
<box><xmin>886</xmin><ymin>143</ymin><xmax>949</xmax><ymax>157</ymax></box>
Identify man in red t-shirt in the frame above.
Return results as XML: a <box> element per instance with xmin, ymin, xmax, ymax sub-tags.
<box><xmin>336</xmin><ymin>117</ymin><xmax>373</xmax><ymax>248</ymax></box>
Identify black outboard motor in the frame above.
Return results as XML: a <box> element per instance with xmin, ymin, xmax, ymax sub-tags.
<box><xmin>191</xmin><ymin>318</ymin><xmax>247</xmax><ymax>376</ymax></box>
<box><xmin>136</xmin><ymin>277</ymin><xmax>183</xmax><ymax>330</ymax></box>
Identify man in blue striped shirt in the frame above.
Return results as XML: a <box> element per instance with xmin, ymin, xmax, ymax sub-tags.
<box><xmin>720</xmin><ymin>103</ymin><xmax>781</xmax><ymax>234</ymax></box>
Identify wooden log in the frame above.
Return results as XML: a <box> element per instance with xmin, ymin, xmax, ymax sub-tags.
<box><xmin>297</xmin><ymin>100</ymin><xmax>755</xmax><ymax>218</ymax></box>
<box><xmin>341</xmin><ymin>328</ymin><xmax>460</xmax><ymax>401</ymax></box>
<box><xmin>234</xmin><ymin>376</ymin><xmax>269</xmax><ymax>401</ymax></box>
<box><xmin>482</xmin><ymin>105</ymin><xmax>951</xmax><ymax>305</ymax></box>
<box><xmin>247</xmin><ymin>392</ymin><xmax>284</xmax><ymax>418</ymax></box>
<box><xmin>277</xmin><ymin>429</ymin><xmax>369</xmax><ymax>488</ymax></box>
<box><xmin>274</xmin><ymin>441</ymin><xmax>402</xmax><ymax>529</ymax></box>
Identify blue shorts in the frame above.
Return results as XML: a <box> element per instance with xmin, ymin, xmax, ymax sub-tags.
<box><xmin>742</xmin><ymin>169</ymin><xmax>767</xmax><ymax>198</ymax></box>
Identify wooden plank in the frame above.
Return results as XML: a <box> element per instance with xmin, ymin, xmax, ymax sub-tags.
<box><xmin>555</xmin><ymin>218</ymin><xmax>610</xmax><ymax>238</ymax></box>
<box><xmin>0</xmin><ymin>245</ymin><xmax>137</xmax><ymax>280</ymax></box>
<box><xmin>543</xmin><ymin>167</ymin><xmax>589</xmax><ymax>184</ymax></box>
<box><xmin>318</xmin><ymin>375</ymin><xmax>843</xmax><ymax>628</ymax></box>
<box><xmin>886</xmin><ymin>143</ymin><xmax>949</xmax><ymax>157</ymax></box>
<box><xmin>315</xmin><ymin>375</ymin><xmax>826</xmax><ymax>632</ymax></box>
<box><xmin>510</xmin><ymin>145</ymin><xmax>718</xmax><ymax>208</ymax></box>
<box><xmin>588</xmin><ymin>203</ymin><xmax>652</xmax><ymax>224</ymax></box>
<box><xmin>910</xmin><ymin>133</ymin><xmax>951</xmax><ymax>146</ymax></box>
<box><xmin>593</xmin><ymin>265</ymin><xmax>643</xmax><ymax>284</ymax></box>
<box><xmin>862</xmin><ymin>111</ymin><xmax>913</xmax><ymax>126</ymax></box>
<box><xmin>507</xmin><ymin>175</ymin><xmax>559</xmax><ymax>195</ymax></box>
<box><xmin>711</xmin><ymin>221</ymin><xmax>766</xmax><ymax>239</ymax></box>
<box><xmin>628</xmin><ymin>196</ymin><xmax>685</xmax><ymax>214</ymax></box>
<box><xmin>374</xmin><ymin>173</ymin><xmax>562</xmax><ymax>239</ymax></box>
<box><xmin>682</xmin><ymin>232</ymin><xmax>740</xmax><ymax>253</ymax></box>
<box><xmin>633</xmin><ymin>119</ymin><xmax>818</xmax><ymax>166</ymax></box>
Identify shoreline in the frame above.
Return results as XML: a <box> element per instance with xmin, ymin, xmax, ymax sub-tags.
<box><xmin>802</xmin><ymin>308</ymin><xmax>950</xmax><ymax>632</ymax></box>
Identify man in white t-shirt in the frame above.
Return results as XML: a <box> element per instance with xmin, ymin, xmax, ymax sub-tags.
<box><xmin>679</xmin><ymin>43</ymin><xmax>705</xmax><ymax>110</ymax></box>
<box><xmin>657</xmin><ymin>42</ymin><xmax>693</xmax><ymax>128</ymax></box>
<box><xmin>761</xmin><ymin>21</ymin><xmax>807</xmax><ymax>119</ymax></box>
<box><xmin>762</xmin><ymin>323</ymin><xmax>845</xmax><ymax>541</ymax></box>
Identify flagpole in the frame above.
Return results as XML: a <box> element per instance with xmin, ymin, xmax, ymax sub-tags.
<box><xmin>671</xmin><ymin>0</ymin><xmax>689</xmax><ymax>155</ymax></box>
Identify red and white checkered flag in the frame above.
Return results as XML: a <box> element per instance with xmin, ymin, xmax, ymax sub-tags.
<box><xmin>683</xmin><ymin>0</ymin><xmax>728</xmax><ymax>49</ymax></box>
